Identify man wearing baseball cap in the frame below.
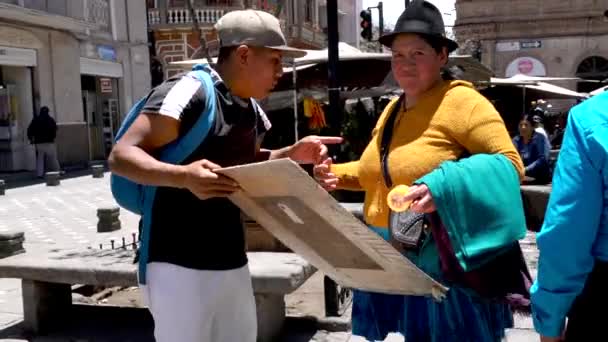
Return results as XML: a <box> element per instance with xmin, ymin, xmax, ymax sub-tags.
<box><xmin>109</xmin><ymin>9</ymin><xmax>341</xmax><ymax>342</ymax></box>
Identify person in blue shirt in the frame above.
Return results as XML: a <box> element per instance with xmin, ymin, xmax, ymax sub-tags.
<box><xmin>512</xmin><ymin>115</ymin><xmax>551</xmax><ymax>184</ymax></box>
<box><xmin>531</xmin><ymin>91</ymin><xmax>608</xmax><ymax>342</ymax></box>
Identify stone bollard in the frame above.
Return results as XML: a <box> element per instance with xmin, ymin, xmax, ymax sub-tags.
<box><xmin>91</xmin><ymin>164</ymin><xmax>104</xmax><ymax>178</ymax></box>
<box><xmin>0</xmin><ymin>230</ymin><xmax>25</xmax><ymax>259</ymax></box>
<box><xmin>0</xmin><ymin>179</ymin><xmax>5</xmax><ymax>196</ymax></box>
<box><xmin>97</xmin><ymin>206</ymin><xmax>121</xmax><ymax>233</ymax></box>
<box><xmin>45</xmin><ymin>171</ymin><xmax>61</xmax><ymax>186</ymax></box>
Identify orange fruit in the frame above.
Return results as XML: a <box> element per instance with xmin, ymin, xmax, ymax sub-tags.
<box><xmin>387</xmin><ymin>184</ymin><xmax>412</xmax><ymax>212</ymax></box>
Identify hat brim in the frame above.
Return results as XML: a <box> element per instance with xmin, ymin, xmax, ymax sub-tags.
<box><xmin>268</xmin><ymin>45</ymin><xmax>307</xmax><ymax>58</ymax></box>
<box><xmin>379</xmin><ymin>31</ymin><xmax>459</xmax><ymax>53</ymax></box>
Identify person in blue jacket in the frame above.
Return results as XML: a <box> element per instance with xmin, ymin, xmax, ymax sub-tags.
<box><xmin>531</xmin><ymin>91</ymin><xmax>608</xmax><ymax>342</ymax></box>
<box><xmin>512</xmin><ymin>114</ymin><xmax>551</xmax><ymax>184</ymax></box>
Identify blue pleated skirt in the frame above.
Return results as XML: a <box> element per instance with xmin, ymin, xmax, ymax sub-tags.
<box><xmin>351</xmin><ymin>226</ymin><xmax>513</xmax><ymax>342</ymax></box>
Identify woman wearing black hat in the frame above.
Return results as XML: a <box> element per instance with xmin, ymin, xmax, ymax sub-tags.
<box><xmin>314</xmin><ymin>1</ymin><xmax>526</xmax><ymax>341</ymax></box>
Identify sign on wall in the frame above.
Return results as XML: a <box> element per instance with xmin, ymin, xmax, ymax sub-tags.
<box><xmin>506</xmin><ymin>56</ymin><xmax>547</xmax><ymax>77</ymax></box>
<box><xmin>97</xmin><ymin>45</ymin><xmax>117</xmax><ymax>62</ymax></box>
<box><xmin>99</xmin><ymin>78</ymin><xmax>113</xmax><ymax>93</ymax></box>
<box><xmin>520</xmin><ymin>40</ymin><xmax>542</xmax><ymax>49</ymax></box>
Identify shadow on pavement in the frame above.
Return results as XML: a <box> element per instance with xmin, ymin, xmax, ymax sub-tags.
<box><xmin>0</xmin><ymin>304</ymin><xmax>154</xmax><ymax>341</ymax></box>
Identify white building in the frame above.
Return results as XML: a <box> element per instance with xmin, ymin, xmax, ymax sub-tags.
<box><xmin>0</xmin><ymin>0</ymin><xmax>150</xmax><ymax>171</ymax></box>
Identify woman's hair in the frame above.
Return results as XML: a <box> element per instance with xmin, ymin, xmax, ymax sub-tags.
<box><xmin>520</xmin><ymin>114</ymin><xmax>533</xmax><ymax>125</ymax></box>
<box><xmin>417</xmin><ymin>34</ymin><xmax>455</xmax><ymax>81</ymax></box>
<box><xmin>418</xmin><ymin>34</ymin><xmax>448</xmax><ymax>54</ymax></box>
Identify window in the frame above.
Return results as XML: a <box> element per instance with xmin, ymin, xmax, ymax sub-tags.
<box><xmin>576</xmin><ymin>56</ymin><xmax>608</xmax><ymax>93</ymax></box>
<box><xmin>170</xmin><ymin>0</ymin><xmax>186</xmax><ymax>7</ymax></box>
<box><xmin>203</xmin><ymin>0</ymin><xmax>233</xmax><ymax>5</ymax></box>
<box><xmin>304</xmin><ymin>0</ymin><xmax>313</xmax><ymax>23</ymax></box>
<box><xmin>189</xmin><ymin>0</ymin><xmax>234</xmax><ymax>6</ymax></box>
<box><xmin>290</xmin><ymin>0</ymin><xmax>297</xmax><ymax>24</ymax></box>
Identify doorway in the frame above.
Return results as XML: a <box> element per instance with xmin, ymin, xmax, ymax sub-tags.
<box><xmin>81</xmin><ymin>75</ymin><xmax>120</xmax><ymax>160</ymax></box>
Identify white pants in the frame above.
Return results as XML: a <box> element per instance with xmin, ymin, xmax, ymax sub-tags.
<box><xmin>141</xmin><ymin>262</ymin><xmax>257</xmax><ymax>342</ymax></box>
<box><xmin>35</xmin><ymin>143</ymin><xmax>60</xmax><ymax>177</ymax></box>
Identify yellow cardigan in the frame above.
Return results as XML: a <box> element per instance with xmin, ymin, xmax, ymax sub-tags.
<box><xmin>332</xmin><ymin>80</ymin><xmax>525</xmax><ymax>228</ymax></box>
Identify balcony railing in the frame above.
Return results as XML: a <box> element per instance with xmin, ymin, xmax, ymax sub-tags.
<box><xmin>148</xmin><ymin>7</ymin><xmax>232</xmax><ymax>26</ymax></box>
<box><xmin>288</xmin><ymin>24</ymin><xmax>326</xmax><ymax>48</ymax></box>
<box><xmin>148</xmin><ymin>8</ymin><xmax>161</xmax><ymax>25</ymax></box>
<box><xmin>84</xmin><ymin>0</ymin><xmax>110</xmax><ymax>29</ymax></box>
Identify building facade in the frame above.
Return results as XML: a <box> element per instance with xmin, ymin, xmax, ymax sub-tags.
<box><xmin>454</xmin><ymin>0</ymin><xmax>608</xmax><ymax>92</ymax></box>
<box><xmin>0</xmin><ymin>0</ymin><xmax>150</xmax><ymax>172</ymax></box>
<box><xmin>147</xmin><ymin>0</ymin><xmax>362</xmax><ymax>80</ymax></box>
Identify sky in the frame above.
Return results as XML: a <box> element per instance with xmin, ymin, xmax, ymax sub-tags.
<box><xmin>361</xmin><ymin>0</ymin><xmax>456</xmax><ymax>31</ymax></box>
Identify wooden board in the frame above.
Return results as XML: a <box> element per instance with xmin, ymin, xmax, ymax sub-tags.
<box><xmin>218</xmin><ymin>159</ymin><xmax>448</xmax><ymax>300</ymax></box>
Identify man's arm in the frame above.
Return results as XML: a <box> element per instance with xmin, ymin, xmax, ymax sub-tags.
<box><xmin>266</xmin><ymin>146</ymin><xmax>291</xmax><ymax>160</ymax></box>
<box><xmin>258</xmin><ymin>136</ymin><xmax>343</xmax><ymax>164</ymax></box>
<box><xmin>108</xmin><ymin>113</ymin><xmax>187</xmax><ymax>188</ymax></box>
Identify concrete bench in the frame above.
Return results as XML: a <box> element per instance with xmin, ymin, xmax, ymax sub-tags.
<box><xmin>521</xmin><ymin>185</ymin><xmax>552</xmax><ymax>232</ymax></box>
<box><xmin>0</xmin><ymin>249</ymin><xmax>315</xmax><ymax>342</ymax></box>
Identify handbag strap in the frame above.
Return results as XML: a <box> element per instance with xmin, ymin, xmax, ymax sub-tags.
<box><xmin>380</xmin><ymin>95</ymin><xmax>405</xmax><ymax>188</ymax></box>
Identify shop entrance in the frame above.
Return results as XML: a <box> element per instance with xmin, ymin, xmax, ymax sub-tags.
<box><xmin>0</xmin><ymin>65</ymin><xmax>35</xmax><ymax>171</ymax></box>
<box><xmin>81</xmin><ymin>75</ymin><xmax>120</xmax><ymax>160</ymax></box>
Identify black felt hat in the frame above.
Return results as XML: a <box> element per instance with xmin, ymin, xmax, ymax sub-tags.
<box><xmin>379</xmin><ymin>0</ymin><xmax>458</xmax><ymax>52</ymax></box>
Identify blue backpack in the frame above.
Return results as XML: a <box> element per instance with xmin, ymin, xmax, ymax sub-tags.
<box><xmin>110</xmin><ymin>65</ymin><xmax>216</xmax><ymax>284</ymax></box>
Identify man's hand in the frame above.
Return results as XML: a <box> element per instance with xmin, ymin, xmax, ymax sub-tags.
<box><xmin>288</xmin><ymin>135</ymin><xmax>343</xmax><ymax>165</ymax></box>
<box><xmin>313</xmin><ymin>158</ymin><xmax>339</xmax><ymax>191</ymax></box>
<box><xmin>182</xmin><ymin>159</ymin><xmax>240</xmax><ymax>200</ymax></box>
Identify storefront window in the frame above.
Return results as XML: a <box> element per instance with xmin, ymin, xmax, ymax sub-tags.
<box><xmin>0</xmin><ymin>64</ymin><xmax>35</xmax><ymax>171</ymax></box>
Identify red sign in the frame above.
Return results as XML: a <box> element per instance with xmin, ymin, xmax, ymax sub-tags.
<box><xmin>99</xmin><ymin>78</ymin><xmax>112</xmax><ymax>93</ymax></box>
<box><xmin>517</xmin><ymin>59</ymin><xmax>534</xmax><ymax>75</ymax></box>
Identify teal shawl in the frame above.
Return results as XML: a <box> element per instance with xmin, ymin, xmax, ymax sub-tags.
<box><xmin>416</xmin><ymin>154</ymin><xmax>526</xmax><ymax>272</ymax></box>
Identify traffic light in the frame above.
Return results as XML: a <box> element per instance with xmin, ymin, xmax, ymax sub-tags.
<box><xmin>360</xmin><ymin>9</ymin><xmax>372</xmax><ymax>41</ymax></box>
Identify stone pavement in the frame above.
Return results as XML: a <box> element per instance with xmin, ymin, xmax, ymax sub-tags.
<box><xmin>0</xmin><ymin>173</ymin><xmax>141</xmax><ymax>339</ymax></box>
<box><xmin>0</xmin><ymin>173</ymin><xmax>540</xmax><ymax>341</ymax></box>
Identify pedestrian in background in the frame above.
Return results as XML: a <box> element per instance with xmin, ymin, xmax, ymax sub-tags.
<box><xmin>27</xmin><ymin>106</ymin><xmax>60</xmax><ymax>177</ymax></box>
<box><xmin>531</xmin><ymin>91</ymin><xmax>608</xmax><ymax>341</ymax></box>
<box><xmin>513</xmin><ymin>114</ymin><xmax>551</xmax><ymax>184</ymax></box>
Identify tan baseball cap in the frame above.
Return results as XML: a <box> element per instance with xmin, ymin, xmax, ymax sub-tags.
<box><xmin>215</xmin><ymin>9</ymin><xmax>307</xmax><ymax>58</ymax></box>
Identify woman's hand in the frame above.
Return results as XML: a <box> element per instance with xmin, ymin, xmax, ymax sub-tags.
<box><xmin>400</xmin><ymin>184</ymin><xmax>436</xmax><ymax>213</ymax></box>
<box><xmin>313</xmin><ymin>158</ymin><xmax>339</xmax><ymax>191</ymax></box>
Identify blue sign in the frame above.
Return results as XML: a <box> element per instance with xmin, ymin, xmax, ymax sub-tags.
<box><xmin>97</xmin><ymin>45</ymin><xmax>116</xmax><ymax>61</ymax></box>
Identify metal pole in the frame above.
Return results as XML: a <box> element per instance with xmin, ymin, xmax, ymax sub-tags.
<box><xmin>378</xmin><ymin>2</ymin><xmax>384</xmax><ymax>52</ymax></box>
<box><xmin>186</xmin><ymin>0</ymin><xmax>211</xmax><ymax>63</ymax></box>
<box><xmin>292</xmin><ymin>61</ymin><xmax>299</xmax><ymax>142</ymax></box>
<box><xmin>326</xmin><ymin>0</ymin><xmax>340</xmax><ymax>137</ymax></box>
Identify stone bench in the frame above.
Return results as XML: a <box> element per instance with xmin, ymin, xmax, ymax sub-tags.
<box><xmin>521</xmin><ymin>185</ymin><xmax>552</xmax><ymax>232</ymax></box>
<box><xmin>0</xmin><ymin>249</ymin><xmax>315</xmax><ymax>342</ymax></box>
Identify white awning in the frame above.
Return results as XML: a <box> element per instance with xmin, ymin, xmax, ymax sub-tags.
<box><xmin>590</xmin><ymin>85</ymin><xmax>608</xmax><ymax>96</ymax></box>
<box><xmin>0</xmin><ymin>46</ymin><xmax>37</xmax><ymax>67</ymax></box>
<box><xmin>80</xmin><ymin>57</ymin><xmax>123</xmax><ymax>78</ymax></box>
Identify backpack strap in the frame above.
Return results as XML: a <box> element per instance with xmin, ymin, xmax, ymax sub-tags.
<box><xmin>158</xmin><ymin>64</ymin><xmax>217</xmax><ymax>164</ymax></box>
<box><xmin>138</xmin><ymin>64</ymin><xmax>217</xmax><ymax>285</ymax></box>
